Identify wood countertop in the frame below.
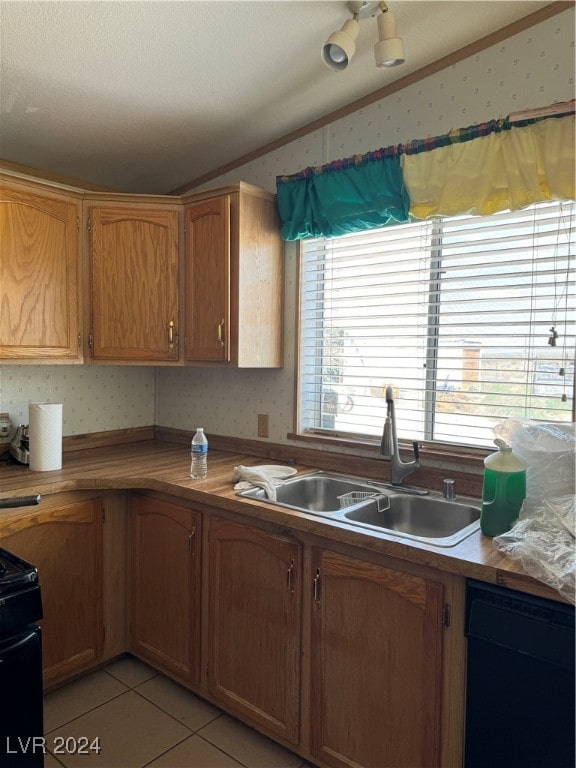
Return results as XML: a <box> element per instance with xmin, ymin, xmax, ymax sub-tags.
<box><xmin>0</xmin><ymin>438</ymin><xmax>566</xmax><ymax>603</ymax></box>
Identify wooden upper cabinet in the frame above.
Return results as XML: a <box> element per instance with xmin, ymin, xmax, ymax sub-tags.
<box><xmin>0</xmin><ymin>176</ymin><xmax>282</xmax><ymax>366</ymax></box>
<box><xmin>0</xmin><ymin>177</ymin><xmax>81</xmax><ymax>360</ymax></box>
<box><xmin>184</xmin><ymin>196</ymin><xmax>230</xmax><ymax>361</ymax></box>
<box><xmin>310</xmin><ymin>548</ymin><xmax>444</xmax><ymax>768</ymax></box>
<box><xmin>88</xmin><ymin>205</ymin><xmax>179</xmax><ymax>361</ymax></box>
<box><xmin>184</xmin><ymin>184</ymin><xmax>283</xmax><ymax>367</ymax></box>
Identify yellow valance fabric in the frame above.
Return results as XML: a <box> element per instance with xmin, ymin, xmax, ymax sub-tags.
<box><xmin>402</xmin><ymin>115</ymin><xmax>575</xmax><ymax>219</ymax></box>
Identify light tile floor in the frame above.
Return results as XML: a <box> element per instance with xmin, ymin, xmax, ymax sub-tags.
<box><xmin>43</xmin><ymin>655</ymin><xmax>313</xmax><ymax>768</ymax></box>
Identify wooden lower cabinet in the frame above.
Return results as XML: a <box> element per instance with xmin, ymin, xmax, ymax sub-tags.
<box><xmin>129</xmin><ymin>494</ymin><xmax>201</xmax><ymax>685</ymax></box>
<box><xmin>0</xmin><ymin>486</ymin><xmax>459</xmax><ymax>767</ymax></box>
<box><xmin>0</xmin><ymin>497</ymin><xmax>104</xmax><ymax>686</ymax></box>
<box><xmin>309</xmin><ymin>547</ymin><xmax>444</xmax><ymax>768</ymax></box>
<box><xmin>207</xmin><ymin>516</ymin><xmax>302</xmax><ymax>744</ymax></box>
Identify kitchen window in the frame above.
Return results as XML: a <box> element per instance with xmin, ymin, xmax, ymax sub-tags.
<box><xmin>298</xmin><ymin>200</ymin><xmax>575</xmax><ymax>449</ymax></box>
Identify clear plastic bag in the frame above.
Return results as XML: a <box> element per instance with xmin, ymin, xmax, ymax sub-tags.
<box><xmin>493</xmin><ymin>495</ymin><xmax>576</xmax><ymax>603</ymax></box>
<box><xmin>494</xmin><ymin>419</ymin><xmax>575</xmax><ymax>499</ymax></box>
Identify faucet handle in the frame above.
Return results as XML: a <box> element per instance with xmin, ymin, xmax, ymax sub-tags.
<box><xmin>412</xmin><ymin>441</ymin><xmax>420</xmax><ymax>462</ymax></box>
<box><xmin>443</xmin><ymin>479</ymin><xmax>456</xmax><ymax>499</ymax></box>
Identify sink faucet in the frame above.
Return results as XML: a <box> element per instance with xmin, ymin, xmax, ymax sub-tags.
<box><xmin>380</xmin><ymin>386</ymin><xmax>420</xmax><ymax>486</ymax></box>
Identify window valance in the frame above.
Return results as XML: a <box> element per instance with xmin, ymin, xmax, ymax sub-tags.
<box><xmin>275</xmin><ymin>152</ymin><xmax>410</xmax><ymax>241</ymax></box>
<box><xmin>276</xmin><ymin>110</ymin><xmax>575</xmax><ymax>241</ymax></box>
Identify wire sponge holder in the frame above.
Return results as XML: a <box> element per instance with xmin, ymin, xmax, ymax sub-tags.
<box><xmin>338</xmin><ymin>491</ymin><xmax>379</xmax><ymax>508</ymax></box>
<box><xmin>338</xmin><ymin>490</ymin><xmax>391</xmax><ymax>513</ymax></box>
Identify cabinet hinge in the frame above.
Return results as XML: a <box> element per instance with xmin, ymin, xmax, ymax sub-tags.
<box><xmin>88</xmin><ymin>333</ymin><xmax>93</xmax><ymax>350</ymax></box>
<box><xmin>76</xmin><ymin>216</ymin><xmax>80</xmax><ymax>232</ymax></box>
<box><xmin>77</xmin><ymin>332</ymin><xmax>82</xmax><ymax>348</ymax></box>
<box><xmin>442</xmin><ymin>603</ymin><xmax>451</xmax><ymax>627</ymax></box>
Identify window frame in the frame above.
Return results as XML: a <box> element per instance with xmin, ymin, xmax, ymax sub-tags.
<box><xmin>291</xmin><ymin>206</ymin><xmax>576</xmax><ymax>467</ymax></box>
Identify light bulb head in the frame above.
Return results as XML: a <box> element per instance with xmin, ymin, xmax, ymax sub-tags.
<box><xmin>374</xmin><ymin>10</ymin><xmax>405</xmax><ymax>68</ymax></box>
<box><xmin>322</xmin><ymin>16</ymin><xmax>360</xmax><ymax>71</ymax></box>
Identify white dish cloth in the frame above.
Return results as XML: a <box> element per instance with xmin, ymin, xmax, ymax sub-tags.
<box><xmin>233</xmin><ymin>465</ymin><xmax>279</xmax><ymax>500</ymax></box>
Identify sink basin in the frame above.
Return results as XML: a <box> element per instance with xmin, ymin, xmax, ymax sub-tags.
<box><xmin>344</xmin><ymin>494</ymin><xmax>480</xmax><ymax>546</ymax></box>
<box><xmin>237</xmin><ymin>470</ymin><xmax>480</xmax><ymax>546</ymax></box>
<box><xmin>238</xmin><ymin>472</ymin><xmax>381</xmax><ymax>514</ymax></box>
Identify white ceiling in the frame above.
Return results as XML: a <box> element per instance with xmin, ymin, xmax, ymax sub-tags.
<box><xmin>0</xmin><ymin>0</ymin><xmax>554</xmax><ymax>194</ymax></box>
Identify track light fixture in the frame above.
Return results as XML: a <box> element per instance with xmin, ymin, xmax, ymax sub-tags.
<box><xmin>321</xmin><ymin>1</ymin><xmax>405</xmax><ymax>72</ymax></box>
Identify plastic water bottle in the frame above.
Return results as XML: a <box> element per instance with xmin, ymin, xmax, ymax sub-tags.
<box><xmin>481</xmin><ymin>438</ymin><xmax>526</xmax><ymax>537</ymax></box>
<box><xmin>190</xmin><ymin>428</ymin><xmax>208</xmax><ymax>479</ymax></box>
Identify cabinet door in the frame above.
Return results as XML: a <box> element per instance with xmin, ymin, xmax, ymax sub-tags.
<box><xmin>0</xmin><ymin>182</ymin><xmax>81</xmax><ymax>359</ymax></box>
<box><xmin>310</xmin><ymin>548</ymin><xmax>443</xmax><ymax>768</ymax></box>
<box><xmin>1</xmin><ymin>499</ymin><xmax>104</xmax><ymax>686</ymax></box>
<box><xmin>184</xmin><ymin>196</ymin><xmax>230</xmax><ymax>361</ymax></box>
<box><xmin>130</xmin><ymin>495</ymin><xmax>201</xmax><ymax>685</ymax></box>
<box><xmin>208</xmin><ymin>517</ymin><xmax>301</xmax><ymax>743</ymax></box>
<box><xmin>89</xmin><ymin>206</ymin><xmax>179</xmax><ymax>360</ymax></box>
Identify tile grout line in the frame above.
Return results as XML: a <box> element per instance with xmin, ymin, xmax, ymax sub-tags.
<box><xmin>43</xmin><ymin>689</ymin><xmax>130</xmax><ymax>761</ymax></box>
<box><xmin>138</xmin><ymin>730</ymin><xmax>250</xmax><ymax>768</ymax></box>
<box><xmin>103</xmin><ymin>663</ymin><xmax>159</xmax><ymax>689</ymax></box>
<box><xmin>44</xmin><ymin>688</ymin><xmax>131</xmax><ymax>737</ymax></box>
<box><xmin>195</xmin><ymin>731</ymin><xmax>254</xmax><ymax>768</ymax></box>
<box><xmin>130</xmin><ymin>683</ymin><xmax>224</xmax><ymax>734</ymax></box>
<box><xmin>138</xmin><ymin>730</ymin><xmax>195</xmax><ymax>768</ymax></box>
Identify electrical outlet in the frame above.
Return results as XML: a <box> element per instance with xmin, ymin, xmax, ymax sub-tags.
<box><xmin>0</xmin><ymin>412</ymin><xmax>11</xmax><ymax>444</ymax></box>
<box><xmin>257</xmin><ymin>413</ymin><xmax>269</xmax><ymax>438</ymax></box>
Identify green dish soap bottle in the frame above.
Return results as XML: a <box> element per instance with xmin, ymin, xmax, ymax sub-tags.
<box><xmin>481</xmin><ymin>438</ymin><xmax>527</xmax><ymax>537</ymax></box>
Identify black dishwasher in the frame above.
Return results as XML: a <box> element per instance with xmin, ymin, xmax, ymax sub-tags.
<box><xmin>465</xmin><ymin>579</ymin><xmax>575</xmax><ymax>768</ymax></box>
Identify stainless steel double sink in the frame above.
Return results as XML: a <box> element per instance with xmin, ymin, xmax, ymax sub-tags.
<box><xmin>238</xmin><ymin>471</ymin><xmax>481</xmax><ymax>547</ymax></box>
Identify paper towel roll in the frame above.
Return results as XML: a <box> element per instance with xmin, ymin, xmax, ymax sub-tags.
<box><xmin>29</xmin><ymin>403</ymin><xmax>63</xmax><ymax>471</ymax></box>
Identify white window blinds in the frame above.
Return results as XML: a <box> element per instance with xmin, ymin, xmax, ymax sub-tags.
<box><xmin>299</xmin><ymin>200</ymin><xmax>575</xmax><ymax>448</ymax></box>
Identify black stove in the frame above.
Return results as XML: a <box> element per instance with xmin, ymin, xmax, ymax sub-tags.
<box><xmin>0</xmin><ymin>497</ymin><xmax>44</xmax><ymax>768</ymax></box>
<box><xmin>0</xmin><ymin>547</ymin><xmax>42</xmax><ymax>636</ymax></box>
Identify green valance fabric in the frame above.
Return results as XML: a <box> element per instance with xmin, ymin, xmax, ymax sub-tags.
<box><xmin>276</xmin><ymin>153</ymin><xmax>410</xmax><ymax>241</ymax></box>
<box><xmin>276</xmin><ymin>110</ymin><xmax>575</xmax><ymax>241</ymax></box>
